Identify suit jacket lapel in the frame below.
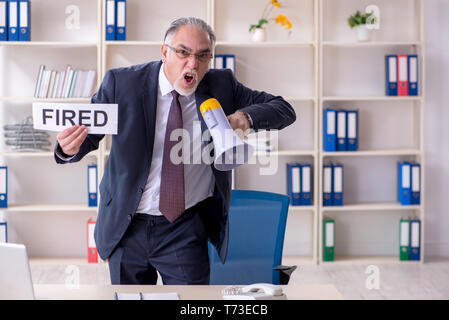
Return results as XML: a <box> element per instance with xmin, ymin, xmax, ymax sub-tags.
<box><xmin>142</xmin><ymin>61</ymin><xmax>162</xmax><ymax>161</ymax></box>
<box><xmin>195</xmin><ymin>78</ymin><xmax>211</xmax><ymax>135</ymax></box>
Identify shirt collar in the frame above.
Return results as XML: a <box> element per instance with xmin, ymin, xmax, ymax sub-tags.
<box><xmin>159</xmin><ymin>63</ymin><xmax>174</xmax><ymax>97</ymax></box>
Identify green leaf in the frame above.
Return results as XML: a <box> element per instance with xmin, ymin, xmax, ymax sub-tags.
<box><xmin>348</xmin><ymin>10</ymin><xmax>376</xmax><ymax>28</ymax></box>
<box><xmin>258</xmin><ymin>19</ymin><xmax>268</xmax><ymax>27</ymax></box>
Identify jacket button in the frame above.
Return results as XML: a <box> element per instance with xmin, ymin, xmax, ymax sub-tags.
<box><xmin>128</xmin><ymin>214</ymin><xmax>132</xmax><ymax>220</ymax></box>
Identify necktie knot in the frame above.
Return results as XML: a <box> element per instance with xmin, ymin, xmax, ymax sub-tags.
<box><xmin>171</xmin><ymin>90</ymin><xmax>180</xmax><ymax>100</ymax></box>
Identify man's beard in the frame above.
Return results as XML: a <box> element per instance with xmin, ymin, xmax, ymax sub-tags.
<box><xmin>173</xmin><ymin>69</ymin><xmax>199</xmax><ymax>96</ymax></box>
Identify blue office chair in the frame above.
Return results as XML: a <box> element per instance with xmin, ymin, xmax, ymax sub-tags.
<box><xmin>208</xmin><ymin>190</ymin><xmax>297</xmax><ymax>285</ymax></box>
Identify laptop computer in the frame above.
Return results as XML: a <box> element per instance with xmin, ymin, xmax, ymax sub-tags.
<box><xmin>0</xmin><ymin>243</ymin><xmax>36</xmax><ymax>300</ymax></box>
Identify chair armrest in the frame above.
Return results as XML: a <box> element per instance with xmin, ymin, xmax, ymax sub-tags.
<box><xmin>273</xmin><ymin>265</ymin><xmax>298</xmax><ymax>285</ymax></box>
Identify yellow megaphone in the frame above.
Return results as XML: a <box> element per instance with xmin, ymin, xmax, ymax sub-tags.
<box><xmin>200</xmin><ymin>98</ymin><xmax>254</xmax><ymax>171</ymax></box>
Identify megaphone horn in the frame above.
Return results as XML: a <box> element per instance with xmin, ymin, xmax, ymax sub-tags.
<box><xmin>200</xmin><ymin>98</ymin><xmax>254</xmax><ymax>171</ymax></box>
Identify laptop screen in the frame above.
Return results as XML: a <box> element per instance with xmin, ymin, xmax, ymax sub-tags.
<box><xmin>0</xmin><ymin>243</ymin><xmax>35</xmax><ymax>300</ymax></box>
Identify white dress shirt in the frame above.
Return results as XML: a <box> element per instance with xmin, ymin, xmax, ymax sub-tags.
<box><xmin>136</xmin><ymin>64</ymin><xmax>215</xmax><ymax>215</ymax></box>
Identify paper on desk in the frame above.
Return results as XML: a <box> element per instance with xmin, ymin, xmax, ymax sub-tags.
<box><xmin>114</xmin><ymin>292</ymin><xmax>179</xmax><ymax>300</ymax></box>
<box><xmin>141</xmin><ymin>292</ymin><xmax>179</xmax><ymax>300</ymax></box>
<box><xmin>114</xmin><ymin>292</ymin><xmax>141</xmax><ymax>300</ymax></box>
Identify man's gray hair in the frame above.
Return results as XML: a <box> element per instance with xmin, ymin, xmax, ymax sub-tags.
<box><xmin>164</xmin><ymin>17</ymin><xmax>216</xmax><ymax>48</ymax></box>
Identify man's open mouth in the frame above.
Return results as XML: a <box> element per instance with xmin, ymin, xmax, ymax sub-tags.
<box><xmin>184</xmin><ymin>72</ymin><xmax>195</xmax><ymax>85</ymax></box>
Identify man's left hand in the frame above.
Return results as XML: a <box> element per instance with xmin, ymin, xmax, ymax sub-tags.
<box><xmin>227</xmin><ymin>111</ymin><xmax>252</xmax><ymax>138</ymax></box>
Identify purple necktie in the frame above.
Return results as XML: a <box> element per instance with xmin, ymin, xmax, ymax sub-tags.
<box><xmin>159</xmin><ymin>90</ymin><xmax>185</xmax><ymax>222</ymax></box>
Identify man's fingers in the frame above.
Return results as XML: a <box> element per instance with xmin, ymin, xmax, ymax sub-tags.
<box><xmin>64</xmin><ymin>127</ymin><xmax>88</xmax><ymax>153</ymax></box>
<box><xmin>58</xmin><ymin>125</ymin><xmax>85</xmax><ymax>146</ymax></box>
<box><xmin>227</xmin><ymin>115</ymin><xmax>239</xmax><ymax>130</ymax></box>
<box><xmin>58</xmin><ymin>125</ymin><xmax>87</xmax><ymax>155</ymax></box>
<box><xmin>227</xmin><ymin>113</ymin><xmax>249</xmax><ymax>132</ymax></box>
<box><xmin>57</xmin><ymin>125</ymin><xmax>81</xmax><ymax>140</ymax></box>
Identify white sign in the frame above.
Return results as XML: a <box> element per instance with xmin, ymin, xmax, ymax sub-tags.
<box><xmin>32</xmin><ymin>103</ymin><xmax>118</xmax><ymax>134</ymax></box>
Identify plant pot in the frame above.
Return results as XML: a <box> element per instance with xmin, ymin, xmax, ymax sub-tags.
<box><xmin>252</xmin><ymin>27</ymin><xmax>266</xmax><ymax>42</ymax></box>
<box><xmin>354</xmin><ymin>25</ymin><xmax>373</xmax><ymax>42</ymax></box>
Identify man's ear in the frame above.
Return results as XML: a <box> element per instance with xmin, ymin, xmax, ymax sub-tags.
<box><xmin>161</xmin><ymin>44</ymin><xmax>168</xmax><ymax>63</ymax></box>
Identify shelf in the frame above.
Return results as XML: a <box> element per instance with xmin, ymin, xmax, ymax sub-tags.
<box><xmin>255</xmin><ymin>150</ymin><xmax>316</xmax><ymax>156</ymax></box>
<box><xmin>289</xmin><ymin>205</ymin><xmax>315</xmax><ymax>212</ymax></box>
<box><xmin>104</xmin><ymin>40</ymin><xmax>315</xmax><ymax>49</ymax></box>
<box><xmin>216</xmin><ymin>41</ymin><xmax>315</xmax><ymax>48</ymax></box>
<box><xmin>0</xmin><ymin>151</ymin><xmax>54</xmax><ymax>157</ymax></box>
<box><xmin>0</xmin><ymin>97</ymin><xmax>92</xmax><ymax>103</ymax></box>
<box><xmin>0</xmin><ymin>41</ymin><xmax>98</xmax><ymax>48</ymax></box>
<box><xmin>285</xmin><ymin>96</ymin><xmax>316</xmax><ymax>102</ymax></box>
<box><xmin>104</xmin><ymin>41</ymin><xmax>163</xmax><ymax>46</ymax></box>
<box><xmin>321</xmin><ymin>149</ymin><xmax>421</xmax><ymax>157</ymax></box>
<box><xmin>282</xmin><ymin>255</ymin><xmax>316</xmax><ymax>266</ymax></box>
<box><xmin>321</xmin><ymin>255</ymin><xmax>421</xmax><ymax>264</ymax></box>
<box><xmin>0</xmin><ymin>151</ymin><xmax>99</xmax><ymax>157</ymax></box>
<box><xmin>3</xmin><ymin>204</ymin><xmax>98</xmax><ymax>212</ymax></box>
<box><xmin>322</xmin><ymin>41</ymin><xmax>422</xmax><ymax>47</ymax></box>
<box><xmin>321</xmin><ymin>202</ymin><xmax>421</xmax><ymax>212</ymax></box>
<box><xmin>107</xmin><ymin>150</ymin><xmax>315</xmax><ymax>157</ymax></box>
<box><xmin>29</xmin><ymin>257</ymin><xmax>94</xmax><ymax>266</ymax></box>
<box><xmin>322</xmin><ymin>96</ymin><xmax>423</xmax><ymax>102</ymax></box>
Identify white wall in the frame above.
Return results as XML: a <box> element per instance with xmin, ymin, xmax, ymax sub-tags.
<box><xmin>424</xmin><ymin>0</ymin><xmax>449</xmax><ymax>257</ymax></box>
<box><xmin>1</xmin><ymin>0</ymin><xmax>448</xmax><ymax>259</ymax></box>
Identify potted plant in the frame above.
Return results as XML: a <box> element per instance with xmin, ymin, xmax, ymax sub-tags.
<box><xmin>249</xmin><ymin>0</ymin><xmax>292</xmax><ymax>42</ymax></box>
<box><xmin>347</xmin><ymin>10</ymin><xmax>377</xmax><ymax>42</ymax></box>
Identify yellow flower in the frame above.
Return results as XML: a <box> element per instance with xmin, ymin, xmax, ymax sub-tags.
<box><xmin>271</xmin><ymin>0</ymin><xmax>281</xmax><ymax>8</ymax></box>
<box><xmin>250</xmin><ymin>1</ymin><xmax>292</xmax><ymax>33</ymax></box>
<box><xmin>275</xmin><ymin>14</ymin><xmax>292</xmax><ymax>29</ymax></box>
<box><xmin>275</xmin><ymin>14</ymin><xmax>287</xmax><ymax>26</ymax></box>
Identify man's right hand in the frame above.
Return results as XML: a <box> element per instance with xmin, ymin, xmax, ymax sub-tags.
<box><xmin>56</xmin><ymin>125</ymin><xmax>88</xmax><ymax>156</ymax></box>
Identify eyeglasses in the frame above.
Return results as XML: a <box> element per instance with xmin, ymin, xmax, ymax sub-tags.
<box><xmin>165</xmin><ymin>45</ymin><xmax>213</xmax><ymax>63</ymax></box>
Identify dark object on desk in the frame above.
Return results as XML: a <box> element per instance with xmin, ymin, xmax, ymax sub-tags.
<box><xmin>208</xmin><ymin>190</ymin><xmax>297</xmax><ymax>285</ymax></box>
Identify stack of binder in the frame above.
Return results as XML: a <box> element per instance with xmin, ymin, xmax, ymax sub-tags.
<box><xmin>323</xmin><ymin>218</ymin><xmax>335</xmax><ymax>261</ymax></box>
<box><xmin>214</xmin><ymin>54</ymin><xmax>235</xmax><ymax>73</ymax></box>
<box><xmin>0</xmin><ymin>166</ymin><xmax>7</xmax><ymax>208</ymax></box>
<box><xmin>323</xmin><ymin>108</ymin><xmax>358</xmax><ymax>152</ymax></box>
<box><xmin>0</xmin><ymin>0</ymin><xmax>30</xmax><ymax>41</ymax></box>
<box><xmin>105</xmin><ymin>0</ymin><xmax>126</xmax><ymax>41</ymax></box>
<box><xmin>287</xmin><ymin>163</ymin><xmax>312</xmax><ymax>206</ymax></box>
<box><xmin>322</xmin><ymin>163</ymin><xmax>343</xmax><ymax>206</ymax></box>
<box><xmin>397</xmin><ymin>162</ymin><xmax>421</xmax><ymax>205</ymax></box>
<box><xmin>87</xmin><ymin>164</ymin><xmax>98</xmax><ymax>207</ymax></box>
<box><xmin>34</xmin><ymin>65</ymin><xmax>97</xmax><ymax>99</ymax></box>
<box><xmin>87</xmin><ymin>219</ymin><xmax>97</xmax><ymax>263</ymax></box>
<box><xmin>385</xmin><ymin>54</ymin><xmax>419</xmax><ymax>96</ymax></box>
<box><xmin>399</xmin><ymin>218</ymin><xmax>421</xmax><ymax>261</ymax></box>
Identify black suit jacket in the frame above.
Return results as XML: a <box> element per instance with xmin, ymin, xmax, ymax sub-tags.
<box><xmin>55</xmin><ymin>60</ymin><xmax>296</xmax><ymax>263</ymax></box>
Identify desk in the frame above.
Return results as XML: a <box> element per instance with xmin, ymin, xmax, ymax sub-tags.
<box><xmin>34</xmin><ymin>284</ymin><xmax>343</xmax><ymax>300</ymax></box>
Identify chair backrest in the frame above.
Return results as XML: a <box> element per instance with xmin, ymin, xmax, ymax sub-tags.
<box><xmin>209</xmin><ymin>190</ymin><xmax>289</xmax><ymax>285</ymax></box>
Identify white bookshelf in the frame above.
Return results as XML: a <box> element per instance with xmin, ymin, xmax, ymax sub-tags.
<box><xmin>0</xmin><ymin>0</ymin><xmax>103</xmax><ymax>260</ymax></box>
<box><xmin>318</xmin><ymin>0</ymin><xmax>425</xmax><ymax>264</ymax></box>
<box><xmin>211</xmin><ymin>0</ymin><xmax>320</xmax><ymax>264</ymax></box>
<box><xmin>0</xmin><ymin>0</ymin><xmax>426</xmax><ymax>266</ymax></box>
